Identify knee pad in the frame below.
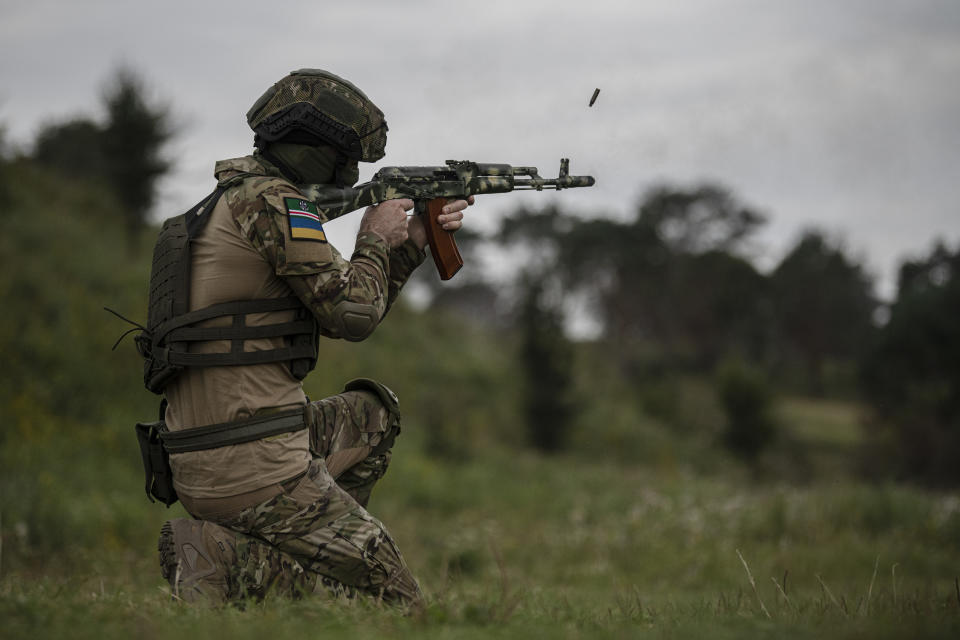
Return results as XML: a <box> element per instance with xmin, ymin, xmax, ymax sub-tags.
<box><xmin>343</xmin><ymin>377</ymin><xmax>400</xmax><ymax>417</ymax></box>
<box><xmin>343</xmin><ymin>377</ymin><xmax>401</xmax><ymax>454</ymax></box>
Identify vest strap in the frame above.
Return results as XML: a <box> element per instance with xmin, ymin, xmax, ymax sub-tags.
<box><xmin>154</xmin><ymin>297</ymin><xmax>306</xmax><ymax>340</ymax></box>
<box><xmin>166</xmin><ymin>319</ymin><xmax>315</xmax><ymax>343</ymax></box>
<box><xmin>161</xmin><ymin>343</ymin><xmax>317</xmax><ymax>368</ymax></box>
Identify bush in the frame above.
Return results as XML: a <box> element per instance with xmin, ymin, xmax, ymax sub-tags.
<box><xmin>716</xmin><ymin>359</ymin><xmax>777</xmax><ymax>462</ymax></box>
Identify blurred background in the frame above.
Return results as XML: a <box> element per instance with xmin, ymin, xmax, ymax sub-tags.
<box><xmin>1</xmin><ymin>0</ymin><xmax>959</xmax><ymax>635</ymax></box>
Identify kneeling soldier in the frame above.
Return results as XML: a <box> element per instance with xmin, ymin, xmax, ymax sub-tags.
<box><xmin>134</xmin><ymin>69</ymin><xmax>470</xmax><ymax>607</ymax></box>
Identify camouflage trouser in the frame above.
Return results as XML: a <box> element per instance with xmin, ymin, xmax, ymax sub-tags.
<box><xmin>196</xmin><ymin>389</ymin><xmax>423</xmax><ymax>606</ymax></box>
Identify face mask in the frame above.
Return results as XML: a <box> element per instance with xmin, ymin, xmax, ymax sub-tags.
<box><xmin>264</xmin><ymin>143</ymin><xmax>359</xmax><ymax>187</ymax></box>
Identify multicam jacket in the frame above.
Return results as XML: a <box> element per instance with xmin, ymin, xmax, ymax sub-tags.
<box><xmin>164</xmin><ymin>154</ymin><xmax>424</xmax><ymax>500</ymax></box>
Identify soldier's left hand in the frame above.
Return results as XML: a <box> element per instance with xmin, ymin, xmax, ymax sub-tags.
<box><xmin>436</xmin><ymin>196</ymin><xmax>473</xmax><ymax>231</ymax></box>
<box><xmin>407</xmin><ymin>197</ymin><xmax>474</xmax><ymax>249</ymax></box>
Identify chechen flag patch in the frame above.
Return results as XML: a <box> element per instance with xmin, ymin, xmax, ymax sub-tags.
<box><xmin>285</xmin><ymin>197</ymin><xmax>327</xmax><ymax>242</ymax></box>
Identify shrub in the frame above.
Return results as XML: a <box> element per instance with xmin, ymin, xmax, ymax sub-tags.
<box><xmin>716</xmin><ymin>358</ymin><xmax>777</xmax><ymax>462</ymax></box>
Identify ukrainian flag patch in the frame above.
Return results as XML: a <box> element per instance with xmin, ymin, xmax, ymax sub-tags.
<box><xmin>285</xmin><ymin>197</ymin><xmax>327</xmax><ymax>242</ymax></box>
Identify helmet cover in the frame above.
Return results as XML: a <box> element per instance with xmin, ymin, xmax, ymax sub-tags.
<box><xmin>246</xmin><ymin>69</ymin><xmax>387</xmax><ymax>162</ymax></box>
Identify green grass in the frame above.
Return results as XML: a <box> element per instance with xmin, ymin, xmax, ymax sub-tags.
<box><xmin>779</xmin><ymin>397</ymin><xmax>864</xmax><ymax>447</ymax></box>
<box><xmin>3</xmin><ymin>444</ymin><xmax>960</xmax><ymax>638</ymax></box>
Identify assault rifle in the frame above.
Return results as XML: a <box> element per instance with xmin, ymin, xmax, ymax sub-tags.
<box><xmin>299</xmin><ymin>158</ymin><xmax>595</xmax><ymax>280</ymax></box>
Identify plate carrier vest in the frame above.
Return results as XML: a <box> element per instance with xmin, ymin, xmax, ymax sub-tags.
<box><xmin>136</xmin><ymin>186</ymin><xmax>319</xmax><ymax>394</ymax></box>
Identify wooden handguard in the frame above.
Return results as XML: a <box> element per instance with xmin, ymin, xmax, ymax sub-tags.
<box><xmin>422</xmin><ymin>198</ymin><xmax>463</xmax><ymax>280</ymax></box>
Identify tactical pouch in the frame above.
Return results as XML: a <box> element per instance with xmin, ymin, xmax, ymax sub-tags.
<box><xmin>135</xmin><ymin>418</ymin><xmax>178</xmax><ymax>507</ymax></box>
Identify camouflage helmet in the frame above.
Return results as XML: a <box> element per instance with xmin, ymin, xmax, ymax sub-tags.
<box><xmin>246</xmin><ymin>69</ymin><xmax>388</xmax><ymax>162</ymax></box>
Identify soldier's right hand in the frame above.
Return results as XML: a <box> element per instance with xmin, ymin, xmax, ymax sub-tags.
<box><xmin>359</xmin><ymin>198</ymin><xmax>414</xmax><ymax>248</ymax></box>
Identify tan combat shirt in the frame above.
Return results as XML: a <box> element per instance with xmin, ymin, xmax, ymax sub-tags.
<box><xmin>165</xmin><ymin>155</ymin><xmax>425</xmax><ymax>500</ymax></box>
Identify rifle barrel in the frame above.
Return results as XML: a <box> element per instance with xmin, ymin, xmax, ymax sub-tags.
<box><xmin>513</xmin><ymin>175</ymin><xmax>595</xmax><ymax>190</ymax></box>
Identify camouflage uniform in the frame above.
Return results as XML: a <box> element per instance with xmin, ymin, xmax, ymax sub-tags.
<box><xmin>211</xmin><ymin>390</ymin><xmax>421</xmax><ymax>605</ymax></box>
<box><xmin>161</xmin><ymin>153</ymin><xmax>425</xmax><ymax>607</ymax></box>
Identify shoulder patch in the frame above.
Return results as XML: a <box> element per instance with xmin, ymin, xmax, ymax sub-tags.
<box><xmin>284</xmin><ymin>197</ymin><xmax>327</xmax><ymax>242</ymax></box>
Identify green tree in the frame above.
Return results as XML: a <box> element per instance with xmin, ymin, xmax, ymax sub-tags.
<box><xmin>100</xmin><ymin>67</ymin><xmax>173</xmax><ymax>240</ymax></box>
<box><xmin>770</xmin><ymin>230</ymin><xmax>877</xmax><ymax>394</ymax></box>
<box><xmin>636</xmin><ymin>183</ymin><xmax>766</xmax><ymax>255</ymax></box>
<box><xmin>32</xmin><ymin>117</ymin><xmax>107</xmax><ymax>180</ymax></box>
<box><xmin>28</xmin><ymin>68</ymin><xmax>173</xmax><ymax>242</ymax></box>
<box><xmin>497</xmin><ymin>184</ymin><xmax>770</xmax><ymax>370</ymax></box>
<box><xmin>861</xmin><ymin>240</ymin><xmax>960</xmax><ymax>485</ymax></box>
<box><xmin>518</xmin><ymin>276</ymin><xmax>576</xmax><ymax>452</ymax></box>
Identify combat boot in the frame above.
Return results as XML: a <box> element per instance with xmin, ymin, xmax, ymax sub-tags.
<box><xmin>158</xmin><ymin>518</ymin><xmax>237</xmax><ymax>604</ymax></box>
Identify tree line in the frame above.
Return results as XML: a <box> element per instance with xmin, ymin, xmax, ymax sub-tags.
<box><xmin>431</xmin><ymin>185</ymin><xmax>959</xmax><ymax>484</ymax></box>
<box><xmin>16</xmin><ymin>69</ymin><xmax>960</xmax><ymax>485</ymax></box>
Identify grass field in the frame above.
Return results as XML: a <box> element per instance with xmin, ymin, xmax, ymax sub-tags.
<box><xmin>3</xmin><ymin>428</ymin><xmax>959</xmax><ymax>639</ymax></box>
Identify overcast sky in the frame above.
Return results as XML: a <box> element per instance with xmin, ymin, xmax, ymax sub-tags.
<box><xmin>2</xmin><ymin>0</ymin><xmax>958</xmax><ymax>298</ymax></box>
